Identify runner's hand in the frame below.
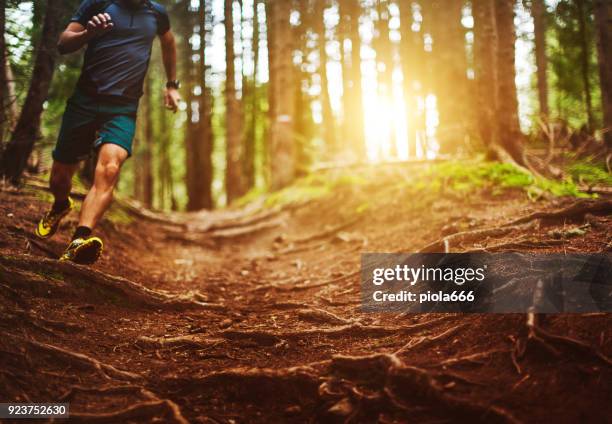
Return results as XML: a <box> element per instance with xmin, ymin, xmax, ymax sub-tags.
<box><xmin>87</xmin><ymin>13</ymin><xmax>113</xmax><ymax>38</ymax></box>
<box><xmin>164</xmin><ymin>88</ymin><xmax>181</xmax><ymax>113</ymax></box>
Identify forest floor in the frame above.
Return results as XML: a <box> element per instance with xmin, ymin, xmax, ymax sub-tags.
<box><xmin>0</xmin><ymin>161</ymin><xmax>611</xmax><ymax>423</ymax></box>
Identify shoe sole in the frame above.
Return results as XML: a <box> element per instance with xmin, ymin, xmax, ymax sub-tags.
<box><xmin>70</xmin><ymin>238</ymin><xmax>103</xmax><ymax>265</ymax></box>
<box><xmin>35</xmin><ymin>204</ymin><xmax>73</xmax><ymax>239</ymax></box>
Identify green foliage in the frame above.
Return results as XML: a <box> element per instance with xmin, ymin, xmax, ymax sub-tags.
<box><xmin>425</xmin><ymin>160</ymin><xmax>589</xmax><ymax>199</ymax></box>
<box><xmin>548</xmin><ymin>0</ymin><xmax>602</xmax><ymax>129</ymax></box>
<box><xmin>567</xmin><ymin>161</ymin><xmax>612</xmax><ymax>186</ymax></box>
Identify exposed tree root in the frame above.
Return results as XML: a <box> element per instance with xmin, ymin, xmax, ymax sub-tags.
<box><xmin>296</xmin><ymin>308</ymin><xmax>353</xmax><ymax>325</ymax></box>
<box><xmin>0</xmin><ymin>254</ymin><xmax>221</xmax><ymax>311</ymax></box>
<box><xmin>2</xmin><ymin>333</ymin><xmax>141</xmax><ymax>381</ymax></box>
<box><xmin>69</xmin><ymin>400</ymin><xmax>187</xmax><ymax>423</ymax></box>
<box><xmin>418</xmin><ymin>224</ymin><xmax>534</xmax><ymax>253</ymax></box>
<box><xmin>219</xmin><ymin>317</ymin><xmax>453</xmax><ymax>346</ymax></box>
<box><xmin>514</xmin><ymin>313</ymin><xmax>612</xmax><ymax>368</ymax></box>
<box><xmin>507</xmin><ymin>199</ymin><xmax>612</xmax><ymax>226</ymax></box>
<box><xmin>324</xmin><ymin>353</ymin><xmax>520</xmax><ymax>423</ymax></box>
<box><xmin>290</xmin><ymin>217</ymin><xmax>362</xmax><ymax>245</ymax></box>
<box><xmin>59</xmin><ymin>384</ymin><xmax>189</xmax><ymax>424</ymax></box>
<box><xmin>394</xmin><ymin>323</ymin><xmax>467</xmax><ymax>355</ymax></box>
<box><xmin>135</xmin><ymin>335</ymin><xmax>224</xmax><ymax>351</ymax></box>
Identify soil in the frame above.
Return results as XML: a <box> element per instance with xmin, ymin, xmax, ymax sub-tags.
<box><xmin>0</xmin><ymin>165</ymin><xmax>611</xmax><ymax>423</ymax></box>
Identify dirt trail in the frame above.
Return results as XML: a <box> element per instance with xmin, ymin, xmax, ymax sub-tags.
<box><xmin>1</xmin><ymin>166</ymin><xmax>611</xmax><ymax>423</ymax></box>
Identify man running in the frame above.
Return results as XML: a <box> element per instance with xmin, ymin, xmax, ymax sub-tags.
<box><xmin>35</xmin><ymin>0</ymin><xmax>181</xmax><ymax>264</ymax></box>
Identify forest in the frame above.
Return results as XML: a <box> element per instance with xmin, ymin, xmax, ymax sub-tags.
<box><xmin>0</xmin><ymin>0</ymin><xmax>611</xmax><ymax>423</ymax></box>
<box><xmin>1</xmin><ymin>0</ymin><xmax>610</xmax><ymax>206</ymax></box>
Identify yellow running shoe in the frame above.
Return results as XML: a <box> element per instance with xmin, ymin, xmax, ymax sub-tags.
<box><xmin>59</xmin><ymin>237</ymin><xmax>104</xmax><ymax>265</ymax></box>
<box><xmin>35</xmin><ymin>197</ymin><xmax>75</xmax><ymax>239</ymax></box>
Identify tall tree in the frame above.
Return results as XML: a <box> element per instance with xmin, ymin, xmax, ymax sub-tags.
<box><xmin>374</xmin><ymin>0</ymin><xmax>396</xmax><ymax>158</ymax></box>
<box><xmin>315</xmin><ymin>0</ymin><xmax>337</xmax><ymax>153</ymax></box>
<box><xmin>397</xmin><ymin>0</ymin><xmax>424</xmax><ymax>156</ymax></box>
<box><xmin>243</xmin><ymin>0</ymin><xmax>260</xmax><ymax>190</ymax></box>
<box><xmin>429</xmin><ymin>0</ymin><xmax>469</xmax><ymax>154</ymax></box>
<box><xmin>184</xmin><ymin>1</ymin><xmax>214</xmax><ymax>211</ymax></box>
<box><xmin>267</xmin><ymin>0</ymin><xmax>296</xmax><ymax>189</ymax></box>
<box><xmin>530</xmin><ymin>0</ymin><xmax>550</xmax><ymax>117</ymax></box>
<box><xmin>594</xmin><ymin>0</ymin><xmax>612</xmax><ymax>146</ymax></box>
<box><xmin>344</xmin><ymin>0</ymin><xmax>366</xmax><ymax>159</ymax></box>
<box><xmin>576</xmin><ymin>0</ymin><xmax>595</xmax><ymax>130</ymax></box>
<box><xmin>140</xmin><ymin>75</ymin><xmax>154</xmax><ymax>208</ymax></box>
<box><xmin>473</xmin><ymin>0</ymin><xmax>498</xmax><ymax>145</ymax></box>
<box><xmin>494</xmin><ymin>0</ymin><xmax>526</xmax><ymax>164</ymax></box>
<box><xmin>0</xmin><ymin>0</ymin><xmax>62</xmax><ymax>183</ymax></box>
<box><xmin>225</xmin><ymin>0</ymin><xmax>244</xmax><ymax>203</ymax></box>
<box><xmin>0</xmin><ymin>0</ymin><xmax>6</xmax><ymax>146</ymax></box>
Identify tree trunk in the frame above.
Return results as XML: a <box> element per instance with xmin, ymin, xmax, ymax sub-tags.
<box><xmin>243</xmin><ymin>0</ymin><xmax>259</xmax><ymax>190</ymax></box>
<box><xmin>198</xmin><ymin>0</ymin><xmax>215</xmax><ymax>209</ymax></box>
<box><xmin>0</xmin><ymin>0</ymin><xmax>5</xmax><ymax>145</ymax></box>
<box><xmin>594</xmin><ymin>0</ymin><xmax>612</xmax><ymax>146</ymax></box>
<box><xmin>397</xmin><ymin>0</ymin><xmax>423</xmax><ymax>157</ymax></box>
<box><xmin>225</xmin><ymin>0</ymin><xmax>244</xmax><ymax>203</ymax></box>
<box><xmin>473</xmin><ymin>0</ymin><xmax>498</xmax><ymax>145</ymax></box>
<box><xmin>494</xmin><ymin>0</ymin><xmax>526</xmax><ymax>165</ymax></box>
<box><xmin>141</xmin><ymin>75</ymin><xmax>154</xmax><ymax>209</ymax></box>
<box><xmin>576</xmin><ymin>0</ymin><xmax>594</xmax><ymax>131</ymax></box>
<box><xmin>429</xmin><ymin>0</ymin><xmax>469</xmax><ymax>155</ymax></box>
<box><xmin>0</xmin><ymin>0</ymin><xmax>62</xmax><ymax>184</ymax></box>
<box><xmin>531</xmin><ymin>0</ymin><xmax>549</xmax><ymax>117</ymax></box>
<box><xmin>315</xmin><ymin>0</ymin><xmax>337</xmax><ymax>154</ymax></box>
<box><xmin>345</xmin><ymin>0</ymin><xmax>366</xmax><ymax>159</ymax></box>
<box><xmin>184</xmin><ymin>1</ymin><xmax>214</xmax><ymax>211</ymax></box>
<box><xmin>268</xmin><ymin>0</ymin><xmax>295</xmax><ymax>190</ymax></box>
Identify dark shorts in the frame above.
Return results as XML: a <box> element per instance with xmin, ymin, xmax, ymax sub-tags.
<box><xmin>52</xmin><ymin>88</ymin><xmax>139</xmax><ymax>164</ymax></box>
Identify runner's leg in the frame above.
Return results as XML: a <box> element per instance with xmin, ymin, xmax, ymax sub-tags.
<box><xmin>78</xmin><ymin>143</ymin><xmax>128</xmax><ymax>230</ymax></box>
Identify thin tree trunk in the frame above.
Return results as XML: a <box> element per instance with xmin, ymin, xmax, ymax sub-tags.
<box><xmin>375</xmin><ymin>0</ymin><xmax>396</xmax><ymax>158</ymax></box>
<box><xmin>1</xmin><ymin>0</ymin><xmax>62</xmax><ymax>183</ymax></box>
<box><xmin>199</xmin><ymin>0</ymin><xmax>214</xmax><ymax>209</ymax></box>
<box><xmin>397</xmin><ymin>0</ymin><xmax>420</xmax><ymax>157</ymax></box>
<box><xmin>594</xmin><ymin>0</ymin><xmax>612</xmax><ymax>146</ymax></box>
<box><xmin>141</xmin><ymin>75</ymin><xmax>154</xmax><ymax>209</ymax></box>
<box><xmin>244</xmin><ymin>0</ymin><xmax>259</xmax><ymax>190</ymax></box>
<box><xmin>225</xmin><ymin>0</ymin><xmax>244</xmax><ymax>203</ymax></box>
<box><xmin>429</xmin><ymin>0</ymin><xmax>468</xmax><ymax>155</ymax></box>
<box><xmin>268</xmin><ymin>0</ymin><xmax>295</xmax><ymax>190</ymax></box>
<box><xmin>531</xmin><ymin>0</ymin><xmax>549</xmax><ymax>117</ymax></box>
<box><xmin>338</xmin><ymin>0</ymin><xmax>351</xmax><ymax>152</ymax></box>
<box><xmin>346</xmin><ymin>0</ymin><xmax>366</xmax><ymax>159</ymax></box>
<box><xmin>576</xmin><ymin>0</ymin><xmax>594</xmax><ymax>131</ymax></box>
<box><xmin>0</xmin><ymin>0</ymin><xmax>5</xmax><ymax>145</ymax></box>
<box><xmin>315</xmin><ymin>0</ymin><xmax>337</xmax><ymax>154</ymax></box>
<box><xmin>494</xmin><ymin>0</ymin><xmax>526</xmax><ymax>165</ymax></box>
<box><xmin>473</xmin><ymin>0</ymin><xmax>498</xmax><ymax>146</ymax></box>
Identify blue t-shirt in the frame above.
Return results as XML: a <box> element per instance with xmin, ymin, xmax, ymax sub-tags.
<box><xmin>71</xmin><ymin>0</ymin><xmax>170</xmax><ymax>101</ymax></box>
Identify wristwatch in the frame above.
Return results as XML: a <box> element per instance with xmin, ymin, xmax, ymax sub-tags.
<box><xmin>166</xmin><ymin>80</ymin><xmax>181</xmax><ymax>89</ymax></box>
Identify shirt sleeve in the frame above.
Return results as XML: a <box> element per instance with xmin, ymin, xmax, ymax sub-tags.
<box><xmin>153</xmin><ymin>3</ymin><xmax>171</xmax><ymax>35</ymax></box>
<box><xmin>71</xmin><ymin>0</ymin><xmax>103</xmax><ymax>27</ymax></box>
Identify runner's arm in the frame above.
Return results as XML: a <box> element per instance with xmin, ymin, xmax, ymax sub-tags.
<box><xmin>58</xmin><ymin>13</ymin><xmax>113</xmax><ymax>55</ymax></box>
<box><xmin>160</xmin><ymin>30</ymin><xmax>181</xmax><ymax>113</ymax></box>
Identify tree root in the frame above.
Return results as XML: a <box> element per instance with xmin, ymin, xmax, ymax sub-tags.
<box><xmin>418</xmin><ymin>224</ymin><xmax>535</xmax><ymax>253</ymax></box>
<box><xmin>394</xmin><ymin>323</ymin><xmax>467</xmax><ymax>355</ymax></box>
<box><xmin>69</xmin><ymin>400</ymin><xmax>188</xmax><ymax>424</ymax></box>
<box><xmin>324</xmin><ymin>353</ymin><xmax>520</xmax><ymax>423</ymax></box>
<box><xmin>507</xmin><ymin>199</ymin><xmax>612</xmax><ymax>226</ymax></box>
<box><xmin>296</xmin><ymin>308</ymin><xmax>353</xmax><ymax>325</ymax></box>
<box><xmin>514</xmin><ymin>313</ymin><xmax>612</xmax><ymax>368</ymax></box>
<box><xmin>2</xmin><ymin>332</ymin><xmax>141</xmax><ymax>381</ymax></box>
<box><xmin>59</xmin><ymin>384</ymin><xmax>189</xmax><ymax>424</ymax></box>
<box><xmin>219</xmin><ymin>317</ymin><xmax>452</xmax><ymax>346</ymax></box>
<box><xmin>0</xmin><ymin>254</ymin><xmax>220</xmax><ymax>311</ymax></box>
